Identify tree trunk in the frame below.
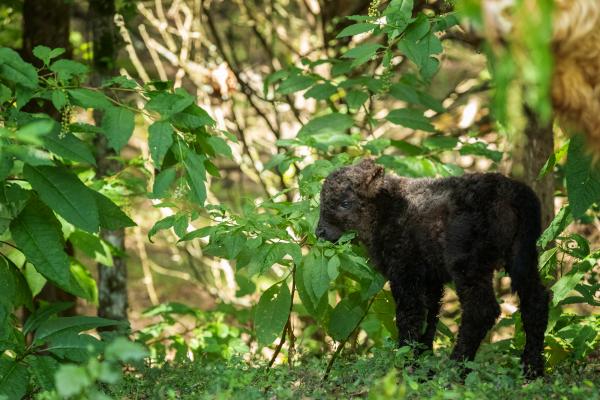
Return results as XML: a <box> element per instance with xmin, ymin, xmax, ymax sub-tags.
<box><xmin>89</xmin><ymin>0</ymin><xmax>129</xmax><ymax>324</ymax></box>
<box><xmin>22</xmin><ymin>0</ymin><xmax>72</xmax><ymax>63</ymax></box>
<box><xmin>22</xmin><ymin>0</ymin><xmax>77</xmax><ymax>316</ymax></box>
<box><xmin>512</xmin><ymin>108</ymin><xmax>555</xmax><ymax>230</ymax></box>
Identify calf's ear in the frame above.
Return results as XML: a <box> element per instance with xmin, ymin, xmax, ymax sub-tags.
<box><xmin>357</xmin><ymin>159</ymin><xmax>384</xmax><ymax>198</ymax></box>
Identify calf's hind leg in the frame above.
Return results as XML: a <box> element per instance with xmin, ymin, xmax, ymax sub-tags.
<box><xmin>450</xmin><ymin>272</ymin><xmax>500</xmax><ymax>363</ymax></box>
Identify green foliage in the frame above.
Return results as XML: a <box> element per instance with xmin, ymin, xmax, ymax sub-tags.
<box><xmin>0</xmin><ymin>44</ymin><xmax>228</xmax><ymax>399</ymax></box>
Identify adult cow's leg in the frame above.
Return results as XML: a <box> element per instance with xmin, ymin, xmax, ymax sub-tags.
<box><xmin>450</xmin><ymin>271</ymin><xmax>500</xmax><ymax>363</ymax></box>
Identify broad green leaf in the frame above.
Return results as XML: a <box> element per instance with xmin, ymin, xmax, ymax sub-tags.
<box><xmin>184</xmin><ymin>151</ymin><xmax>207</xmax><ymax>205</ymax></box>
<box><xmin>297</xmin><ymin>113</ymin><xmax>354</xmax><ymax>137</ymax></box>
<box><xmin>23</xmin><ymin>302</ymin><xmax>74</xmax><ymax>335</ymax></box>
<box><xmin>0</xmin><ymin>256</ymin><xmax>32</xmax><ymax>310</ymax></box>
<box><xmin>346</xmin><ymin>90</ymin><xmax>369</xmax><ymax>109</ymax></box>
<box><xmin>49</xmin><ymin>59</ymin><xmax>88</xmax><ymax>81</ymax></box>
<box><xmin>26</xmin><ymin>355</ymin><xmax>59</xmax><ymax>391</ymax></box>
<box><xmin>42</xmin><ymin>128</ymin><xmax>96</xmax><ymax>165</ymax></box>
<box><xmin>0</xmin><ymin>357</ymin><xmax>29</xmax><ymax>400</ymax></box>
<box><xmin>423</xmin><ymin>136</ymin><xmax>458</xmax><ymax>150</ymax></box>
<box><xmin>14</xmin><ymin>119</ymin><xmax>55</xmax><ymax>144</ymax></box>
<box><xmin>206</xmin><ymin>136</ymin><xmax>232</xmax><ymax>158</ymax></box>
<box><xmin>104</xmin><ymin>337</ymin><xmax>148</xmax><ymax>362</ymax></box>
<box><xmin>301</xmin><ymin>248</ymin><xmax>330</xmax><ymax>305</ymax></box>
<box><xmin>45</xmin><ymin>331</ymin><xmax>102</xmax><ymax>362</ymax></box>
<box><xmin>148</xmin><ymin>121</ymin><xmax>173</xmax><ymax>167</ymax></box>
<box><xmin>148</xmin><ymin>215</ymin><xmax>176</xmax><ymax>242</ymax></box>
<box><xmin>10</xmin><ymin>197</ymin><xmax>71</xmax><ymax>287</ymax></box>
<box><xmin>55</xmin><ymin>364</ymin><xmax>91</xmax><ymax>398</ymax></box>
<box><xmin>336</xmin><ymin>22</ymin><xmax>376</xmax><ymax>38</ymax></box>
<box><xmin>305</xmin><ymin>83</ymin><xmax>337</xmax><ymax>100</ymax></box>
<box><xmin>342</xmin><ymin>43</ymin><xmax>383</xmax><ymax>59</ymax></box>
<box><xmin>552</xmin><ymin>271</ymin><xmax>586</xmax><ymax>306</ymax></box>
<box><xmin>102</xmin><ymin>106</ymin><xmax>135</xmax><ymax>151</ymax></box>
<box><xmin>32</xmin><ymin>45</ymin><xmax>65</xmax><ymax>65</ymax></box>
<box><xmin>538</xmin><ymin>205</ymin><xmax>572</xmax><ymax>249</ymax></box>
<box><xmin>276</xmin><ymin>75</ymin><xmax>317</xmax><ymax>95</ymax></box>
<box><xmin>145</xmin><ymin>91</ymin><xmax>195</xmax><ymax>118</ymax></box>
<box><xmin>0</xmin><ymin>82</ymin><xmax>12</xmax><ymax>103</ymax></box>
<box><xmin>69</xmin><ymin>231</ymin><xmax>113</xmax><ymax>267</ymax></box>
<box><xmin>328</xmin><ymin>294</ymin><xmax>365</xmax><ymax>341</ymax></box>
<box><xmin>0</xmin><ymin>48</ymin><xmax>38</xmax><ymax>88</ymax></box>
<box><xmin>93</xmin><ymin>191</ymin><xmax>136</xmax><ymax>230</ymax></box>
<box><xmin>255</xmin><ymin>281</ymin><xmax>291</xmax><ymax>346</ymax></box>
<box><xmin>69</xmin><ymin>261</ymin><xmax>98</xmax><ymax>303</ymax></box>
<box><xmin>170</xmin><ymin>104</ymin><xmax>215</xmax><ymax>130</ymax></box>
<box><xmin>68</xmin><ymin>88</ymin><xmax>112</xmax><ymax>110</ymax></box>
<box><xmin>566</xmin><ymin>134</ymin><xmax>600</xmax><ymax>218</ymax></box>
<box><xmin>24</xmin><ymin>165</ymin><xmax>100</xmax><ymax>232</ymax></box>
<box><xmin>151</xmin><ymin>167</ymin><xmax>177</xmax><ymax>198</ymax></box>
<box><xmin>386</xmin><ymin>108</ymin><xmax>435</xmax><ymax>132</ymax></box>
<box><xmin>34</xmin><ymin>316</ymin><xmax>122</xmax><ymax>342</ymax></box>
<box><xmin>459</xmin><ymin>141</ymin><xmax>503</xmax><ymax>162</ymax></box>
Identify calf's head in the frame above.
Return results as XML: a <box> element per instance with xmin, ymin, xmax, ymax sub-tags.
<box><xmin>316</xmin><ymin>159</ymin><xmax>384</xmax><ymax>243</ymax></box>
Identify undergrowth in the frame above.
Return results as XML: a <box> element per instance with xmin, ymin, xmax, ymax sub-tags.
<box><xmin>111</xmin><ymin>343</ymin><xmax>600</xmax><ymax>400</ymax></box>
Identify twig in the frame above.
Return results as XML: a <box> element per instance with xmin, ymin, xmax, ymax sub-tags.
<box><xmin>268</xmin><ymin>266</ymin><xmax>297</xmax><ymax>369</ymax></box>
<box><xmin>133</xmin><ymin>225</ymin><xmax>159</xmax><ymax>306</ymax></box>
<box><xmin>323</xmin><ymin>296</ymin><xmax>376</xmax><ymax>381</ymax></box>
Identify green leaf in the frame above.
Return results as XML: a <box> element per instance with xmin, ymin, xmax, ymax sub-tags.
<box><xmin>386</xmin><ymin>108</ymin><xmax>435</xmax><ymax>132</ymax></box>
<box><xmin>206</xmin><ymin>136</ymin><xmax>232</xmax><ymax>159</ymax></box>
<box><xmin>297</xmin><ymin>113</ymin><xmax>354</xmax><ymax>137</ymax></box>
<box><xmin>566</xmin><ymin>134</ymin><xmax>600</xmax><ymax>218</ymax></box>
<box><xmin>459</xmin><ymin>141</ymin><xmax>503</xmax><ymax>162</ymax></box>
<box><xmin>49</xmin><ymin>59</ymin><xmax>88</xmax><ymax>81</ymax></box>
<box><xmin>27</xmin><ymin>355</ymin><xmax>59</xmax><ymax>391</ymax></box>
<box><xmin>276</xmin><ymin>75</ymin><xmax>317</xmax><ymax>95</ymax></box>
<box><xmin>301</xmin><ymin>248</ymin><xmax>330</xmax><ymax>305</ymax></box>
<box><xmin>304</xmin><ymin>83</ymin><xmax>337</xmax><ymax>100</ymax></box>
<box><xmin>68</xmin><ymin>88</ymin><xmax>112</xmax><ymax>110</ymax></box>
<box><xmin>0</xmin><ymin>357</ymin><xmax>29</xmax><ymax>400</ymax></box>
<box><xmin>50</xmin><ymin>89</ymin><xmax>68</xmax><ymax>110</ymax></box>
<box><xmin>24</xmin><ymin>165</ymin><xmax>100</xmax><ymax>232</ymax></box>
<box><xmin>552</xmin><ymin>271</ymin><xmax>586</xmax><ymax>306</ymax></box>
<box><xmin>32</xmin><ymin>46</ymin><xmax>65</xmax><ymax>65</ymax></box>
<box><xmin>148</xmin><ymin>215</ymin><xmax>176</xmax><ymax>242</ymax></box>
<box><xmin>69</xmin><ymin>261</ymin><xmax>98</xmax><ymax>303</ymax></box>
<box><xmin>538</xmin><ymin>205</ymin><xmax>572</xmax><ymax>249</ymax></box>
<box><xmin>0</xmin><ymin>83</ymin><xmax>11</xmax><ymax>103</ymax></box>
<box><xmin>10</xmin><ymin>197</ymin><xmax>71</xmax><ymax>287</ymax></box>
<box><xmin>145</xmin><ymin>91</ymin><xmax>195</xmax><ymax>118</ymax></box>
<box><xmin>55</xmin><ymin>364</ymin><xmax>91</xmax><ymax>398</ymax></box>
<box><xmin>93</xmin><ymin>191</ymin><xmax>136</xmax><ymax>230</ymax></box>
<box><xmin>0</xmin><ymin>256</ymin><xmax>32</xmax><ymax>311</ymax></box>
<box><xmin>0</xmin><ymin>48</ymin><xmax>38</xmax><ymax>88</ymax></box>
<box><xmin>69</xmin><ymin>231</ymin><xmax>113</xmax><ymax>267</ymax></box>
<box><xmin>101</xmin><ymin>106</ymin><xmax>135</xmax><ymax>151</ymax></box>
<box><xmin>34</xmin><ymin>316</ymin><xmax>122</xmax><ymax>342</ymax></box>
<box><xmin>24</xmin><ymin>302</ymin><xmax>74</xmax><ymax>335</ymax></box>
<box><xmin>42</xmin><ymin>128</ymin><xmax>96</xmax><ymax>165</ymax></box>
<box><xmin>342</xmin><ymin>43</ymin><xmax>383</xmax><ymax>59</ymax></box>
<box><xmin>328</xmin><ymin>294</ymin><xmax>365</xmax><ymax>341</ymax></box>
<box><xmin>148</xmin><ymin>121</ymin><xmax>174</xmax><ymax>167</ymax></box>
<box><xmin>423</xmin><ymin>136</ymin><xmax>458</xmax><ymax>150</ymax></box>
<box><xmin>183</xmin><ymin>151</ymin><xmax>207</xmax><ymax>205</ymax></box>
<box><xmin>45</xmin><ymin>331</ymin><xmax>102</xmax><ymax>362</ymax></box>
<box><xmin>170</xmin><ymin>104</ymin><xmax>215</xmax><ymax>130</ymax></box>
<box><xmin>151</xmin><ymin>167</ymin><xmax>177</xmax><ymax>198</ymax></box>
<box><xmin>336</xmin><ymin>22</ymin><xmax>376</xmax><ymax>38</ymax></box>
<box><xmin>346</xmin><ymin>90</ymin><xmax>369</xmax><ymax>109</ymax></box>
<box><xmin>104</xmin><ymin>337</ymin><xmax>148</xmax><ymax>362</ymax></box>
<box><xmin>255</xmin><ymin>281</ymin><xmax>291</xmax><ymax>346</ymax></box>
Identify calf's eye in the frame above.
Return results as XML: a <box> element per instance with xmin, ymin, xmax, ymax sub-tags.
<box><xmin>340</xmin><ymin>200</ymin><xmax>352</xmax><ymax>209</ymax></box>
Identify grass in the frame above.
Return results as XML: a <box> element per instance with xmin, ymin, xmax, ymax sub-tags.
<box><xmin>110</xmin><ymin>343</ymin><xmax>600</xmax><ymax>399</ymax></box>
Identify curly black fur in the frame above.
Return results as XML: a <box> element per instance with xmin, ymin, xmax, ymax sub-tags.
<box><xmin>316</xmin><ymin>159</ymin><xmax>549</xmax><ymax>379</ymax></box>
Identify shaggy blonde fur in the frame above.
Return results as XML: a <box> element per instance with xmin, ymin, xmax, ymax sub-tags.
<box><xmin>483</xmin><ymin>0</ymin><xmax>600</xmax><ymax>152</ymax></box>
<box><xmin>552</xmin><ymin>0</ymin><xmax>600</xmax><ymax>151</ymax></box>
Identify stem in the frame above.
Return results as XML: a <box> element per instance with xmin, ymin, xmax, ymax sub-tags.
<box><xmin>323</xmin><ymin>296</ymin><xmax>376</xmax><ymax>381</ymax></box>
<box><xmin>268</xmin><ymin>265</ymin><xmax>297</xmax><ymax>369</ymax></box>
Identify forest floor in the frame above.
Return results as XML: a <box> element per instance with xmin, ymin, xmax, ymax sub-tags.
<box><xmin>110</xmin><ymin>344</ymin><xmax>600</xmax><ymax>399</ymax></box>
